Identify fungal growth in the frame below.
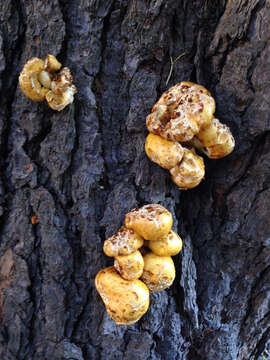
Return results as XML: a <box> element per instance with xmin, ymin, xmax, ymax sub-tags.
<box><xmin>95</xmin><ymin>267</ymin><xmax>149</xmax><ymax>325</ymax></box>
<box><xmin>125</xmin><ymin>204</ymin><xmax>173</xmax><ymax>241</ymax></box>
<box><xmin>145</xmin><ymin>81</ymin><xmax>235</xmax><ymax>189</ymax></box>
<box><xmin>19</xmin><ymin>54</ymin><xmax>76</xmax><ymax>111</ymax></box>
<box><xmin>95</xmin><ymin>204</ymin><xmax>183</xmax><ymax>325</ymax></box>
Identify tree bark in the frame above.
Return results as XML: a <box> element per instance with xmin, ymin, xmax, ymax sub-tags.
<box><xmin>0</xmin><ymin>0</ymin><xmax>269</xmax><ymax>359</ymax></box>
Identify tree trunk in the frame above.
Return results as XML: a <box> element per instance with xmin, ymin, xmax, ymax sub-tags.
<box><xmin>0</xmin><ymin>0</ymin><xmax>269</xmax><ymax>359</ymax></box>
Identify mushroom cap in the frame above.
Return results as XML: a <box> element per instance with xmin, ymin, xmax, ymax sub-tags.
<box><xmin>170</xmin><ymin>148</ymin><xmax>205</xmax><ymax>189</ymax></box>
<box><xmin>44</xmin><ymin>54</ymin><xmax>62</xmax><ymax>72</ymax></box>
<box><xmin>141</xmin><ymin>252</ymin><xmax>175</xmax><ymax>292</ymax></box>
<box><xmin>195</xmin><ymin>118</ymin><xmax>235</xmax><ymax>159</ymax></box>
<box><xmin>114</xmin><ymin>250</ymin><xmax>144</xmax><ymax>280</ymax></box>
<box><xmin>103</xmin><ymin>226</ymin><xmax>144</xmax><ymax>257</ymax></box>
<box><xmin>146</xmin><ymin>82</ymin><xmax>215</xmax><ymax>142</ymax></box>
<box><xmin>95</xmin><ymin>266</ymin><xmax>150</xmax><ymax>325</ymax></box>
<box><xmin>145</xmin><ymin>133</ymin><xmax>184</xmax><ymax>170</ymax></box>
<box><xmin>45</xmin><ymin>67</ymin><xmax>77</xmax><ymax>111</ymax></box>
<box><xmin>148</xmin><ymin>230</ymin><xmax>182</xmax><ymax>256</ymax></box>
<box><xmin>125</xmin><ymin>204</ymin><xmax>173</xmax><ymax>241</ymax></box>
<box><xmin>19</xmin><ymin>57</ymin><xmax>48</xmax><ymax>101</ymax></box>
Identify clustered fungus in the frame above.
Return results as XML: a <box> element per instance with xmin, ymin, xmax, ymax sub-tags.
<box><xmin>19</xmin><ymin>54</ymin><xmax>76</xmax><ymax>111</ymax></box>
<box><xmin>95</xmin><ymin>204</ymin><xmax>183</xmax><ymax>325</ymax></box>
<box><xmin>145</xmin><ymin>81</ymin><xmax>235</xmax><ymax>189</ymax></box>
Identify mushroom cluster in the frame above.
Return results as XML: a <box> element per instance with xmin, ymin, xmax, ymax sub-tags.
<box><xmin>19</xmin><ymin>54</ymin><xmax>76</xmax><ymax>111</ymax></box>
<box><xmin>95</xmin><ymin>204</ymin><xmax>182</xmax><ymax>325</ymax></box>
<box><xmin>145</xmin><ymin>81</ymin><xmax>235</xmax><ymax>189</ymax></box>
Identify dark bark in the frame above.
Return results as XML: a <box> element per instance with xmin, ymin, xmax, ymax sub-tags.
<box><xmin>0</xmin><ymin>0</ymin><xmax>269</xmax><ymax>359</ymax></box>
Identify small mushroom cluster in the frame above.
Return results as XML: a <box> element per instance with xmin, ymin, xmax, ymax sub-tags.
<box><xmin>95</xmin><ymin>204</ymin><xmax>182</xmax><ymax>325</ymax></box>
<box><xmin>19</xmin><ymin>54</ymin><xmax>76</xmax><ymax>111</ymax></box>
<box><xmin>145</xmin><ymin>81</ymin><xmax>235</xmax><ymax>189</ymax></box>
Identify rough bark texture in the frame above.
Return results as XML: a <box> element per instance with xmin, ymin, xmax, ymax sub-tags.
<box><xmin>0</xmin><ymin>0</ymin><xmax>269</xmax><ymax>359</ymax></box>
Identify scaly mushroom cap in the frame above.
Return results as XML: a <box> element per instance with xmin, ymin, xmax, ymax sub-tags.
<box><xmin>125</xmin><ymin>204</ymin><xmax>173</xmax><ymax>241</ymax></box>
<box><xmin>194</xmin><ymin>118</ymin><xmax>235</xmax><ymax>159</ymax></box>
<box><xmin>19</xmin><ymin>57</ymin><xmax>49</xmax><ymax>101</ymax></box>
<box><xmin>114</xmin><ymin>250</ymin><xmax>144</xmax><ymax>280</ymax></box>
<box><xmin>146</xmin><ymin>82</ymin><xmax>215</xmax><ymax>142</ymax></box>
<box><xmin>170</xmin><ymin>148</ymin><xmax>205</xmax><ymax>189</ymax></box>
<box><xmin>45</xmin><ymin>67</ymin><xmax>77</xmax><ymax>111</ymax></box>
<box><xmin>145</xmin><ymin>133</ymin><xmax>184</xmax><ymax>170</ymax></box>
<box><xmin>103</xmin><ymin>226</ymin><xmax>144</xmax><ymax>257</ymax></box>
<box><xmin>95</xmin><ymin>266</ymin><xmax>150</xmax><ymax>325</ymax></box>
<box><xmin>148</xmin><ymin>230</ymin><xmax>182</xmax><ymax>256</ymax></box>
<box><xmin>141</xmin><ymin>252</ymin><xmax>175</xmax><ymax>292</ymax></box>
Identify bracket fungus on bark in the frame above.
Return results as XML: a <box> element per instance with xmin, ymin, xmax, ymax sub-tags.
<box><xmin>95</xmin><ymin>204</ymin><xmax>183</xmax><ymax>325</ymax></box>
<box><xmin>145</xmin><ymin>81</ymin><xmax>235</xmax><ymax>189</ymax></box>
<box><xmin>19</xmin><ymin>54</ymin><xmax>76</xmax><ymax>111</ymax></box>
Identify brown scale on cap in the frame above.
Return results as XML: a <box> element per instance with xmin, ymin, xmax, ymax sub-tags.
<box><xmin>125</xmin><ymin>204</ymin><xmax>173</xmax><ymax>241</ymax></box>
<box><xmin>46</xmin><ymin>67</ymin><xmax>77</xmax><ymax>111</ymax></box>
<box><xmin>146</xmin><ymin>81</ymin><xmax>216</xmax><ymax>142</ymax></box>
<box><xmin>103</xmin><ymin>226</ymin><xmax>144</xmax><ymax>257</ymax></box>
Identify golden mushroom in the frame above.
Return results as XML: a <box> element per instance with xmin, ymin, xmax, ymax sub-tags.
<box><xmin>95</xmin><ymin>266</ymin><xmax>150</xmax><ymax>325</ymax></box>
<box><xmin>19</xmin><ymin>54</ymin><xmax>76</xmax><ymax>111</ymax></box>
<box><xmin>44</xmin><ymin>54</ymin><xmax>62</xmax><ymax>72</ymax></box>
<box><xmin>19</xmin><ymin>57</ymin><xmax>49</xmax><ymax>101</ymax></box>
<box><xmin>141</xmin><ymin>252</ymin><xmax>176</xmax><ymax>292</ymax></box>
<box><xmin>125</xmin><ymin>204</ymin><xmax>173</xmax><ymax>241</ymax></box>
<box><xmin>45</xmin><ymin>67</ymin><xmax>77</xmax><ymax>111</ymax></box>
<box><xmin>193</xmin><ymin>118</ymin><xmax>235</xmax><ymax>159</ymax></box>
<box><xmin>114</xmin><ymin>250</ymin><xmax>144</xmax><ymax>280</ymax></box>
<box><xmin>148</xmin><ymin>230</ymin><xmax>182</xmax><ymax>256</ymax></box>
<box><xmin>145</xmin><ymin>133</ymin><xmax>184</xmax><ymax>169</ymax></box>
<box><xmin>103</xmin><ymin>226</ymin><xmax>144</xmax><ymax>257</ymax></box>
<box><xmin>170</xmin><ymin>148</ymin><xmax>205</xmax><ymax>189</ymax></box>
<box><xmin>146</xmin><ymin>81</ymin><xmax>216</xmax><ymax>142</ymax></box>
<box><xmin>144</xmin><ymin>81</ymin><xmax>235</xmax><ymax>190</ymax></box>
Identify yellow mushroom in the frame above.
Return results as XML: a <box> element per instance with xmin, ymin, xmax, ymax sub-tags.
<box><xmin>44</xmin><ymin>54</ymin><xmax>62</xmax><ymax>72</ymax></box>
<box><xmin>125</xmin><ymin>204</ymin><xmax>173</xmax><ymax>241</ymax></box>
<box><xmin>193</xmin><ymin>118</ymin><xmax>235</xmax><ymax>159</ymax></box>
<box><xmin>141</xmin><ymin>252</ymin><xmax>175</xmax><ymax>292</ymax></box>
<box><xmin>19</xmin><ymin>55</ymin><xmax>76</xmax><ymax>111</ymax></box>
<box><xmin>148</xmin><ymin>230</ymin><xmax>182</xmax><ymax>256</ymax></box>
<box><xmin>170</xmin><ymin>148</ymin><xmax>205</xmax><ymax>189</ymax></box>
<box><xmin>145</xmin><ymin>133</ymin><xmax>184</xmax><ymax>169</ymax></box>
<box><xmin>103</xmin><ymin>226</ymin><xmax>144</xmax><ymax>257</ymax></box>
<box><xmin>95</xmin><ymin>266</ymin><xmax>149</xmax><ymax>325</ymax></box>
<box><xmin>19</xmin><ymin>57</ymin><xmax>49</xmax><ymax>101</ymax></box>
<box><xmin>114</xmin><ymin>250</ymin><xmax>144</xmax><ymax>280</ymax></box>
<box><xmin>45</xmin><ymin>67</ymin><xmax>77</xmax><ymax>111</ymax></box>
<box><xmin>146</xmin><ymin>81</ymin><xmax>215</xmax><ymax>142</ymax></box>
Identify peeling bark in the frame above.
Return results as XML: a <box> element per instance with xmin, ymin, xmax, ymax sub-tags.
<box><xmin>0</xmin><ymin>0</ymin><xmax>269</xmax><ymax>359</ymax></box>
